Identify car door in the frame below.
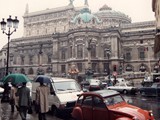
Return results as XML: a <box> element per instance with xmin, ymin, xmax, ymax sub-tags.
<box><xmin>82</xmin><ymin>96</ymin><xmax>93</xmax><ymax>120</ymax></box>
<box><xmin>92</xmin><ymin>96</ymin><xmax>109</xmax><ymax>120</ymax></box>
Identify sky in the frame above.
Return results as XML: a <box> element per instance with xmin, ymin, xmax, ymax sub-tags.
<box><xmin>0</xmin><ymin>0</ymin><xmax>155</xmax><ymax>49</ymax></box>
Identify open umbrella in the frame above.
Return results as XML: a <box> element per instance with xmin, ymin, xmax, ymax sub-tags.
<box><xmin>3</xmin><ymin>73</ymin><xmax>30</xmax><ymax>84</ymax></box>
<box><xmin>34</xmin><ymin>75</ymin><xmax>51</xmax><ymax>84</ymax></box>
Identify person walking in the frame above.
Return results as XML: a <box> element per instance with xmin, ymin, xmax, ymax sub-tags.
<box><xmin>16</xmin><ymin>82</ymin><xmax>31</xmax><ymax>120</ymax></box>
<box><xmin>10</xmin><ymin>83</ymin><xmax>19</xmax><ymax>112</ymax></box>
<box><xmin>35</xmin><ymin>82</ymin><xmax>50</xmax><ymax>120</ymax></box>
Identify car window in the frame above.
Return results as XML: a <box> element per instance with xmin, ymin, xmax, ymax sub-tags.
<box><xmin>53</xmin><ymin>81</ymin><xmax>81</xmax><ymax>91</ymax></box>
<box><xmin>77</xmin><ymin>95</ymin><xmax>84</xmax><ymax>104</ymax></box>
<box><xmin>83</xmin><ymin>96</ymin><xmax>92</xmax><ymax>106</ymax></box>
<box><xmin>104</xmin><ymin>95</ymin><xmax>124</xmax><ymax>106</ymax></box>
<box><xmin>93</xmin><ymin>96</ymin><xmax>106</xmax><ymax>108</ymax></box>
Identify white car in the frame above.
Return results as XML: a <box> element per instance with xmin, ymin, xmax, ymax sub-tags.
<box><xmin>32</xmin><ymin>77</ymin><xmax>83</xmax><ymax>117</ymax></box>
<box><xmin>107</xmin><ymin>82</ymin><xmax>138</xmax><ymax>94</ymax></box>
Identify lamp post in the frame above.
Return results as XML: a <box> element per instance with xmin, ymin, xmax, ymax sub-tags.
<box><xmin>0</xmin><ymin>15</ymin><xmax>19</xmax><ymax>76</ymax></box>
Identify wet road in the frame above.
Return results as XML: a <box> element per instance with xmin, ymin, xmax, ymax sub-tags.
<box><xmin>1</xmin><ymin>94</ymin><xmax>160</xmax><ymax>120</ymax></box>
<box><xmin>123</xmin><ymin>94</ymin><xmax>160</xmax><ymax>120</ymax></box>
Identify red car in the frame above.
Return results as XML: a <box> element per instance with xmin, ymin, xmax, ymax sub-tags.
<box><xmin>71</xmin><ymin>90</ymin><xmax>154</xmax><ymax>120</ymax></box>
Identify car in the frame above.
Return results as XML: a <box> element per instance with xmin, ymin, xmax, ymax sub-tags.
<box><xmin>88</xmin><ymin>79</ymin><xmax>103</xmax><ymax>91</ymax></box>
<box><xmin>0</xmin><ymin>87</ymin><xmax>4</xmax><ymax>98</ymax></box>
<box><xmin>32</xmin><ymin>77</ymin><xmax>83</xmax><ymax>117</ymax></box>
<box><xmin>71</xmin><ymin>90</ymin><xmax>154</xmax><ymax>120</ymax></box>
<box><xmin>139</xmin><ymin>82</ymin><xmax>160</xmax><ymax>96</ymax></box>
<box><xmin>80</xmin><ymin>81</ymin><xmax>90</xmax><ymax>92</ymax></box>
<box><xmin>107</xmin><ymin>82</ymin><xmax>138</xmax><ymax>94</ymax></box>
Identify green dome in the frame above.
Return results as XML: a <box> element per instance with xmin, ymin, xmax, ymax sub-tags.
<box><xmin>71</xmin><ymin>8</ymin><xmax>101</xmax><ymax>23</ymax></box>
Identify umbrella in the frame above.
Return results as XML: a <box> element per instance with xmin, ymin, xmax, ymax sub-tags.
<box><xmin>3</xmin><ymin>73</ymin><xmax>30</xmax><ymax>84</ymax></box>
<box><xmin>35</xmin><ymin>75</ymin><xmax>51</xmax><ymax>84</ymax></box>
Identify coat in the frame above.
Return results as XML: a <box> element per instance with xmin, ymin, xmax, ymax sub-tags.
<box><xmin>35</xmin><ymin>85</ymin><xmax>50</xmax><ymax>113</ymax></box>
<box><xmin>10</xmin><ymin>86</ymin><xmax>19</xmax><ymax>106</ymax></box>
<box><xmin>16</xmin><ymin>85</ymin><xmax>31</xmax><ymax>107</ymax></box>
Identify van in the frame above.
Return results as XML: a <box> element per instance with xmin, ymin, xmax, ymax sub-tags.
<box><xmin>32</xmin><ymin>77</ymin><xmax>83</xmax><ymax>117</ymax></box>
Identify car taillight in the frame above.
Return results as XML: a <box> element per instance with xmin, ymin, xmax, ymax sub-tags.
<box><xmin>149</xmin><ymin>110</ymin><xmax>154</xmax><ymax>117</ymax></box>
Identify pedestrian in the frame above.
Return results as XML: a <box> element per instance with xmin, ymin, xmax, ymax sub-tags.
<box><xmin>10</xmin><ymin>83</ymin><xmax>19</xmax><ymax>112</ymax></box>
<box><xmin>16</xmin><ymin>82</ymin><xmax>31</xmax><ymax>120</ymax></box>
<box><xmin>2</xmin><ymin>83</ymin><xmax>11</xmax><ymax>102</ymax></box>
<box><xmin>35</xmin><ymin>82</ymin><xmax>50</xmax><ymax>120</ymax></box>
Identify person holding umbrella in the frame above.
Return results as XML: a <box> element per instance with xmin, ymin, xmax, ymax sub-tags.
<box><xmin>35</xmin><ymin>81</ymin><xmax>50</xmax><ymax>120</ymax></box>
<box><xmin>16</xmin><ymin>82</ymin><xmax>31</xmax><ymax>120</ymax></box>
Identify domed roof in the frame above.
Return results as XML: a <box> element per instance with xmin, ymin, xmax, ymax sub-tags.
<box><xmin>71</xmin><ymin>7</ymin><xmax>101</xmax><ymax>24</ymax></box>
<box><xmin>95</xmin><ymin>4</ymin><xmax>131</xmax><ymax>23</ymax></box>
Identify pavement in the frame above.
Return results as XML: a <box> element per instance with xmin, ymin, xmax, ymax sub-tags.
<box><xmin>0</xmin><ymin>102</ymin><xmax>62</xmax><ymax>120</ymax></box>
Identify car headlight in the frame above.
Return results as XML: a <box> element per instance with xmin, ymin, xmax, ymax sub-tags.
<box><xmin>149</xmin><ymin>110</ymin><xmax>154</xmax><ymax>117</ymax></box>
<box><xmin>132</xmin><ymin>117</ymin><xmax>139</xmax><ymax>120</ymax></box>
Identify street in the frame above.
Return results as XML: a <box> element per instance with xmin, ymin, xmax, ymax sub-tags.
<box><xmin>0</xmin><ymin>94</ymin><xmax>160</xmax><ymax>120</ymax></box>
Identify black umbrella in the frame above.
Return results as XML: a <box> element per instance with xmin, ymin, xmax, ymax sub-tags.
<box><xmin>35</xmin><ymin>75</ymin><xmax>51</xmax><ymax>84</ymax></box>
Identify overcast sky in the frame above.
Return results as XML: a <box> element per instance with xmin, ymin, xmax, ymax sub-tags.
<box><xmin>0</xmin><ymin>0</ymin><xmax>155</xmax><ymax>49</ymax></box>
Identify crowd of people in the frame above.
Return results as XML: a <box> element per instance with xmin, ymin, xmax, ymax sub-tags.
<box><xmin>1</xmin><ymin>81</ymin><xmax>50</xmax><ymax>120</ymax></box>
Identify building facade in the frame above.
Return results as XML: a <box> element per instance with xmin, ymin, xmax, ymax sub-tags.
<box><xmin>0</xmin><ymin>1</ymin><xmax>159</xmax><ymax>79</ymax></box>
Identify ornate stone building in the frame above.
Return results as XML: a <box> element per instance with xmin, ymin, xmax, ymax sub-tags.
<box><xmin>0</xmin><ymin>1</ymin><xmax>159</xmax><ymax>78</ymax></box>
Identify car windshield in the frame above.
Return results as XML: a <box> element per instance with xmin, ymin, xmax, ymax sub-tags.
<box><xmin>104</xmin><ymin>95</ymin><xmax>124</xmax><ymax>106</ymax></box>
<box><xmin>53</xmin><ymin>81</ymin><xmax>81</xmax><ymax>92</ymax></box>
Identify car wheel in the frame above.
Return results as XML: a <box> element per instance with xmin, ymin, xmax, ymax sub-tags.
<box><xmin>123</xmin><ymin>90</ymin><xmax>128</xmax><ymax>94</ymax></box>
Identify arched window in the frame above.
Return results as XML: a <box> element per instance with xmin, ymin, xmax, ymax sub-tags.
<box><xmin>46</xmin><ymin>67</ymin><xmax>52</xmax><ymax>73</ymax></box>
<box><xmin>139</xmin><ymin>63</ymin><xmax>146</xmax><ymax>72</ymax></box>
<box><xmin>125</xmin><ymin>64</ymin><xmax>133</xmax><ymax>72</ymax></box>
<box><xmin>28</xmin><ymin>68</ymin><xmax>34</xmax><ymax>75</ymax></box>
<box><xmin>20</xmin><ymin>68</ymin><xmax>25</xmax><ymax>74</ymax></box>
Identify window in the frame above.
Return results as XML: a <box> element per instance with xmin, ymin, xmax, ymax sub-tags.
<box><xmin>91</xmin><ymin>44</ymin><xmax>96</xmax><ymax>58</ymax></box>
<box><xmin>77</xmin><ymin>45</ymin><xmax>83</xmax><ymax>58</ymax></box>
<box><xmin>83</xmin><ymin>96</ymin><xmax>92</xmax><ymax>106</ymax></box>
<box><xmin>77</xmin><ymin>63</ymin><xmax>82</xmax><ymax>72</ymax></box>
<box><xmin>126</xmin><ymin>52</ymin><xmax>131</xmax><ymax>61</ymax></box>
<box><xmin>61</xmin><ymin>50</ymin><xmax>66</xmax><ymax>60</ymax></box>
<box><xmin>21</xmin><ymin>56</ymin><xmax>25</xmax><ymax>65</ymax></box>
<box><xmin>93</xmin><ymin>97</ymin><xmax>106</xmax><ymax>108</ymax></box>
<box><xmin>29</xmin><ymin>56</ymin><xmax>33</xmax><ymax>65</ymax></box>
<box><xmin>77</xmin><ymin>95</ymin><xmax>84</xmax><ymax>104</ymax></box>
<box><xmin>48</xmin><ymin>55</ymin><xmax>52</xmax><ymax>63</ymax></box>
<box><xmin>138</xmin><ymin>47</ymin><xmax>145</xmax><ymax>60</ymax></box>
<box><xmin>61</xmin><ymin>65</ymin><xmax>66</xmax><ymax>73</ymax></box>
<box><xmin>28</xmin><ymin>68</ymin><xmax>34</xmax><ymax>75</ymax></box>
<box><xmin>69</xmin><ymin>46</ymin><xmax>72</xmax><ymax>58</ymax></box>
<box><xmin>92</xmin><ymin>63</ymin><xmax>97</xmax><ymax>72</ymax></box>
<box><xmin>139</xmin><ymin>51</ymin><xmax>145</xmax><ymax>60</ymax></box>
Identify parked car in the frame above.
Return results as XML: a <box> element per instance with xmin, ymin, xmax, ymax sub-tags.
<box><xmin>71</xmin><ymin>90</ymin><xmax>154</xmax><ymax>120</ymax></box>
<box><xmin>107</xmin><ymin>82</ymin><xmax>138</xmax><ymax>94</ymax></box>
<box><xmin>88</xmin><ymin>79</ymin><xmax>103</xmax><ymax>91</ymax></box>
<box><xmin>139</xmin><ymin>82</ymin><xmax>160</xmax><ymax>97</ymax></box>
<box><xmin>32</xmin><ymin>77</ymin><xmax>83</xmax><ymax>117</ymax></box>
<box><xmin>80</xmin><ymin>80</ymin><xmax>90</xmax><ymax>92</ymax></box>
<box><xmin>0</xmin><ymin>87</ymin><xmax>4</xmax><ymax>98</ymax></box>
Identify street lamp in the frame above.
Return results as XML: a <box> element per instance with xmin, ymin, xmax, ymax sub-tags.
<box><xmin>0</xmin><ymin>15</ymin><xmax>19</xmax><ymax>76</ymax></box>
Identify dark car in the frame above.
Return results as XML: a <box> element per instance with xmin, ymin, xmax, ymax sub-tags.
<box><xmin>139</xmin><ymin>83</ymin><xmax>160</xmax><ymax>96</ymax></box>
<box><xmin>71</xmin><ymin>90</ymin><xmax>154</xmax><ymax>120</ymax></box>
<box><xmin>88</xmin><ymin>79</ymin><xmax>103</xmax><ymax>91</ymax></box>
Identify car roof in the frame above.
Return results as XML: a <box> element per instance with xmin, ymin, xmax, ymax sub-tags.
<box><xmin>51</xmin><ymin>77</ymin><xmax>76</xmax><ymax>82</ymax></box>
<box><xmin>82</xmin><ymin>90</ymin><xmax>119</xmax><ymax>98</ymax></box>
